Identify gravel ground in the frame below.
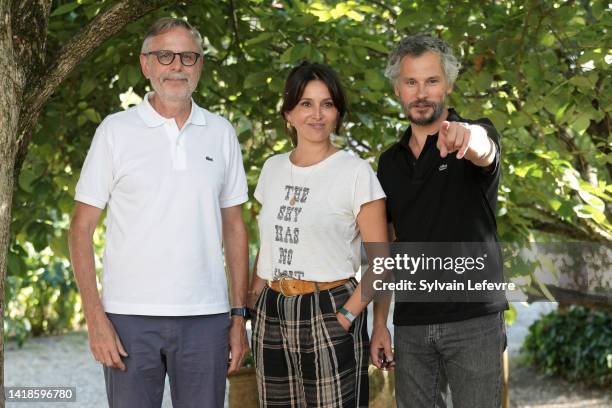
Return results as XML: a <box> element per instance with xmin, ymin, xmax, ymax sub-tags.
<box><xmin>5</xmin><ymin>302</ymin><xmax>611</xmax><ymax>407</ymax></box>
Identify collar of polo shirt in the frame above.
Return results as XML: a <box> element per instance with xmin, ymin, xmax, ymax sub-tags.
<box><xmin>137</xmin><ymin>92</ymin><xmax>207</xmax><ymax>128</ymax></box>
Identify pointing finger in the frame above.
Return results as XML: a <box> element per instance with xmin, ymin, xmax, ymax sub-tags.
<box><xmin>440</xmin><ymin>121</ymin><xmax>451</xmax><ymax>138</ymax></box>
<box><xmin>438</xmin><ymin>139</ymin><xmax>448</xmax><ymax>158</ymax></box>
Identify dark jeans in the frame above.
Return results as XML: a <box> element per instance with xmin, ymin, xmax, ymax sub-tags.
<box><xmin>394</xmin><ymin>312</ymin><xmax>506</xmax><ymax>408</ymax></box>
<box><xmin>104</xmin><ymin>313</ymin><xmax>230</xmax><ymax>408</ymax></box>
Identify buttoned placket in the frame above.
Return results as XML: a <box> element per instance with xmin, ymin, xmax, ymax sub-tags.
<box><xmin>164</xmin><ymin>119</ymin><xmax>187</xmax><ymax>171</ymax></box>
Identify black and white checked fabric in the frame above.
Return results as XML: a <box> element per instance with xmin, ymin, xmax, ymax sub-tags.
<box><xmin>251</xmin><ymin>278</ymin><xmax>369</xmax><ymax>408</ymax></box>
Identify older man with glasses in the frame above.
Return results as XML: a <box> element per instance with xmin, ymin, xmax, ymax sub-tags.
<box><xmin>69</xmin><ymin>17</ymin><xmax>250</xmax><ymax>408</ymax></box>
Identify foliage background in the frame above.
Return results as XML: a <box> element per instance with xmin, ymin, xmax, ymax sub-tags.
<box><xmin>523</xmin><ymin>305</ymin><xmax>612</xmax><ymax>387</ymax></box>
<box><xmin>5</xmin><ymin>0</ymin><xmax>611</xmax><ymax>344</ymax></box>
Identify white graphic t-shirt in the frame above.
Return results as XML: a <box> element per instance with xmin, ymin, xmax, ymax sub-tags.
<box><xmin>254</xmin><ymin>150</ymin><xmax>386</xmax><ymax>282</ymax></box>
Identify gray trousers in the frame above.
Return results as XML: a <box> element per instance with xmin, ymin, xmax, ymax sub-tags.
<box><xmin>394</xmin><ymin>312</ymin><xmax>506</xmax><ymax>408</ymax></box>
<box><xmin>104</xmin><ymin>313</ymin><xmax>230</xmax><ymax>408</ymax></box>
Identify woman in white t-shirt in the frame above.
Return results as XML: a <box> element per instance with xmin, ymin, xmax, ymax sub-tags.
<box><xmin>248</xmin><ymin>61</ymin><xmax>389</xmax><ymax>407</ymax></box>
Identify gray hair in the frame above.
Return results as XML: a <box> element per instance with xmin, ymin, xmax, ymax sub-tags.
<box><xmin>141</xmin><ymin>17</ymin><xmax>204</xmax><ymax>53</ymax></box>
<box><xmin>385</xmin><ymin>34</ymin><xmax>461</xmax><ymax>86</ymax></box>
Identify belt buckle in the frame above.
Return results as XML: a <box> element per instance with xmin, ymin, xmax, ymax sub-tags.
<box><xmin>276</xmin><ymin>271</ymin><xmax>292</xmax><ymax>297</ymax></box>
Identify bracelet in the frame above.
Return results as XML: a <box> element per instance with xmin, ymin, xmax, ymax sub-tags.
<box><xmin>337</xmin><ymin>306</ymin><xmax>356</xmax><ymax>324</ymax></box>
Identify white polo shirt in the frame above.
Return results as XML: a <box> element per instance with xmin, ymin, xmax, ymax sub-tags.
<box><xmin>75</xmin><ymin>93</ymin><xmax>248</xmax><ymax>316</ymax></box>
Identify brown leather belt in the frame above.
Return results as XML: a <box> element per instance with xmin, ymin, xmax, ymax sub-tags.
<box><xmin>268</xmin><ymin>278</ymin><xmax>349</xmax><ymax>296</ymax></box>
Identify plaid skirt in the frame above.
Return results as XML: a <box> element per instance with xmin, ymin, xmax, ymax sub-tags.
<box><xmin>251</xmin><ymin>278</ymin><xmax>369</xmax><ymax>408</ymax></box>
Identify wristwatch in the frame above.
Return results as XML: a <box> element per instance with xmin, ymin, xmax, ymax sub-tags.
<box><xmin>337</xmin><ymin>306</ymin><xmax>356</xmax><ymax>324</ymax></box>
<box><xmin>230</xmin><ymin>307</ymin><xmax>251</xmax><ymax>320</ymax></box>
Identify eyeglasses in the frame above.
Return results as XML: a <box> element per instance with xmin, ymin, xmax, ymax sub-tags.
<box><xmin>141</xmin><ymin>50</ymin><xmax>202</xmax><ymax>66</ymax></box>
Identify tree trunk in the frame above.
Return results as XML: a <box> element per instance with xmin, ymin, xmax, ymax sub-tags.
<box><xmin>0</xmin><ymin>156</ymin><xmax>16</xmax><ymax>408</ymax></box>
<box><xmin>1</xmin><ymin>2</ymin><xmax>25</xmax><ymax>405</ymax></box>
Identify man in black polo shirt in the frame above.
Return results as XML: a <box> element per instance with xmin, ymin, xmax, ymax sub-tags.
<box><xmin>370</xmin><ymin>34</ymin><xmax>508</xmax><ymax>407</ymax></box>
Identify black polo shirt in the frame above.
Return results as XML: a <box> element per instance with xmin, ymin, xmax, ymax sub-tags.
<box><xmin>377</xmin><ymin>108</ymin><xmax>508</xmax><ymax>325</ymax></box>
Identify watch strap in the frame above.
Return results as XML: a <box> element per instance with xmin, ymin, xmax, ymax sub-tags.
<box><xmin>230</xmin><ymin>307</ymin><xmax>251</xmax><ymax>319</ymax></box>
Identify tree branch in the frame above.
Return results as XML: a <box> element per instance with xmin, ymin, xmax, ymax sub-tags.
<box><xmin>519</xmin><ymin>204</ymin><xmax>611</xmax><ymax>242</ymax></box>
<box><xmin>514</xmin><ymin>3</ymin><xmax>534</xmax><ymax>67</ymax></box>
<box><xmin>228</xmin><ymin>0</ymin><xmax>246</xmax><ymax>62</ymax></box>
<box><xmin>529</xmin><ymin>285</ymin><xmax>612</xmax><ymax>309</ymax></box>
<box><xmin>14</xmin><ymin>0</ymin><xmax>176</xmax><ymax>176</ymax></box>
<box><xmin>10</xmin><ymin>0</ymin><xmax>52</xmax><ymax>84</ymax></box>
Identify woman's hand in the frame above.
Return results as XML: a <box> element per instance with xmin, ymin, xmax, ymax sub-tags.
<box><xmin>336</xmin><ymin>311</ymin><xmax>352</xmax><ymax>332</ymax></box>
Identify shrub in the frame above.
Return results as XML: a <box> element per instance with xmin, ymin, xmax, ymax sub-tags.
<box><xmin>522</xmin><ymin>305</ymin><xmax>612</xmax><ymax>387</ymax></box>
<box><xmin>5</xmin><ymin>242</ymin><xmax>82</xmax><ymax>346</ymax></box>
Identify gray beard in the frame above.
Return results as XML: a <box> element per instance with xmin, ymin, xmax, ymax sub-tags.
<box><xmin>403</xmin><ymin>97</ymin><xmax>446</xmax><ymax>126</ymax></box>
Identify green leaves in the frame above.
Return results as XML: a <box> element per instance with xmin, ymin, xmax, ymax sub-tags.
<box><xmin>571</xmin><ymin>112</ymin><xmax>591</xmax><ymax>134</ymax></box>
<box><xmin>243</xmin><ymin>72</ymin><xmax>269</xmax><ymax>89</ymax></box>
<box><xmin>8</xmin><ymin>0</ymin><xmax>612</xmax><ymax>341</ymax></box>
<box><xmin>569</xmin><ymin>75</ymin><xmax>594</xmax><ymax>90</ymax></box>
<box><xmin>117</xmin><ymin>65</ymin><xmax>142</xmax><ymax>89</ymax></box>
<box><xmin>523</xmin><ymin>306</ymin><xmax>612</xmax><ymax>387</ymax></box>
<box><xmin>347</xmin><ymin>38</ymin><xmax>389</xmax><ymax>54</ymax></box>
<box><xmin>474</xmin><ymin>72</ymin><xmax>493</xmax><ymax>89</ymax></box>
<box><xmin>280</xmin><ymin>44</ymin><xmax>310</xmax><ymax>63</ymax></box>
<box><xmin>24</xmin><ymin>2</ymin><xmax>612</xmax><ymax>245</ymax></box>
<box><xmin>79</xmin><ymin>79</ymin><xmax>97</xmax><ymax>99</ymax></box>
<box><xmin>50</xmin><ymin>2</ymin><xmax>80</xmax><ymax>17</ymax></box>
<box><xmin>82</xmin><ymin>108</ymin><xmax>101</xmax><ymax>123</ymax></box>
<box><xmin>18</xmin><ymin>168</ymin><xmax>37</xmax><ymax>194</ymax></box>
<box><xmin>364</xmin><ymin>69</ymin><xmax>386</xmax><ymax>90</ymax></box>
<box><xmin>245</xmin><ymin>32</ymin><xmax>275</xmax><ymax>47</ymax></box>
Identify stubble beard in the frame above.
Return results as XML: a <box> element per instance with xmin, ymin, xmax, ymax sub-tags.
<box><xmin>403</xmin><ymin>95</ymin><xmax>447</xmax><ymax>126</ymax></box>
<box><xmin>151</xmin><ymin>74</ymin><xmax>197</xmax><ymax>103</ymax></box>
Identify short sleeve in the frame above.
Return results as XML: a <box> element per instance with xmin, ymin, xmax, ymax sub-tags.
<box><xmin>74</xmin><ymin>121</ymin><xmax>114</xmax><ymax>209</ymax></box>
<box><xmin>470</xmin><ymin>118</ymin><xmax>502</xmax><ymax>212</ymax></box>
<box><xmin>253</xmin><ymin>158</ymin><xmax>270</xmax><ymax>205</ymax></box>
<box><xmin>352</xmin><ymin>160</ymin><xmax>386</xmax><ymax>217</ymax></box>
<box><xmin>471</xmin><ymin>118</ymin><xmax>501</xmax><ymax>183</ymax></box>
<box><xmin>219</xmin><ymin>127</ymin><xmax>248</xmax><ymax>208</ymax></box>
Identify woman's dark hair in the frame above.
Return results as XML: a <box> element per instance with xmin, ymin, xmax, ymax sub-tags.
<box><xmin>281</xmin><ymin>61</ymin><xmax>347</xmax><ymax>146</ymax></box>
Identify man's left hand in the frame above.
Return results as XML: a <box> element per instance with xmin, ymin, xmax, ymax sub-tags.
<box><xmin>227</xmin><ymin>317</ymin><xmax>248</xmax><ymax>375</ymax></box>
<box><xmin>437</xmin><ymin>121</ymin><xmax>472</xmax><ymax>159</ymax></box>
